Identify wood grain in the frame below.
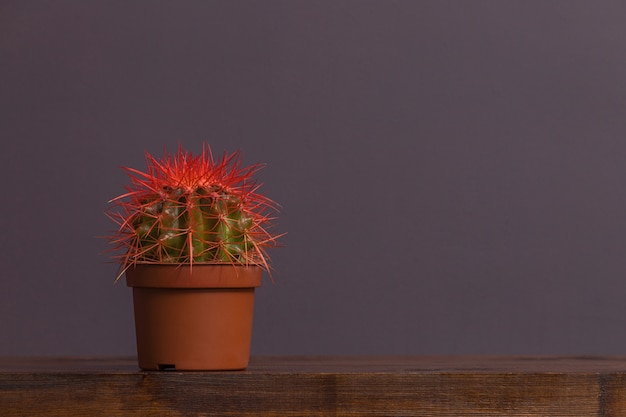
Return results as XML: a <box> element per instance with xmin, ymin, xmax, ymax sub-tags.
<box><xmin>2</xmin><ymin>356</ymin><xmax>626</xmax><ymax>416</ymax></box>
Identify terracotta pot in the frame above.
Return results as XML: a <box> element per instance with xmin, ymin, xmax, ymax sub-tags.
<box><xmin>126</xmin><ymin>264</ymin><xmax>262</xmax><ymax>371</ymax></box>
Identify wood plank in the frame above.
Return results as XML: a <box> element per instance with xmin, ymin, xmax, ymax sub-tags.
<box><xmin>1</xmin><ymin>356</ymin><xmax>626</xmax><ymax>416</ymax></box>
<box><xmin>4</xmin><ymin>355</ymin><xmax>626</xmax><ymax>373</ymax></box>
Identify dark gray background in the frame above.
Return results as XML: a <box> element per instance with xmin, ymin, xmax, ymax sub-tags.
<box><xmin>2</xmin><ymin>1</ymin><xmax>626</xmax><ymax>356</ymax></box>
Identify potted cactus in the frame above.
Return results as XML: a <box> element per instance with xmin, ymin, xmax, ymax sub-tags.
<box><xmin>106</xmin><ymin>144</ymin><xmax>280</xmax><ymax>370</ymax></box>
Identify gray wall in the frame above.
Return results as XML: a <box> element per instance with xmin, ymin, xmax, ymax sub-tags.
<box><xmin>3</xmin><ymin>1</ymin><xmax>626</xmax><ymax>356</ymax></box>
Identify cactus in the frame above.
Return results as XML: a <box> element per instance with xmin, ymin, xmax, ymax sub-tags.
<box><xmin>106</xmin><ymin>145</ymin><xmax>280</xmax><ymax>280</ymax></box>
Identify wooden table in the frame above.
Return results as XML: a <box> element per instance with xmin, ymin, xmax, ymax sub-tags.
<box><xmin>3</xmin><ymin>356</ymin><xmax>626</xmax><ymax>416</ymax></box>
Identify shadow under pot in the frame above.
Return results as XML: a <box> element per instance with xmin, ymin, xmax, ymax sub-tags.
<box><xmin>125</xmin><ymin>264</ymin><xmax>262</xmax><ymax>371</ymax></box>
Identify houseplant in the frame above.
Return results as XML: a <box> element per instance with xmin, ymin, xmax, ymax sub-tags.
<box><xmin>106</xmin><ymin>144</ymin><xmax>280</xmax><ymax>370</ymax></box>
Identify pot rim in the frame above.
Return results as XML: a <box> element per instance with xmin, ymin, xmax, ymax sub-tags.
<box><xmin>126</xmin><ymin>264</ymin><xmax>262</xmax><ymax>289</ymax></box>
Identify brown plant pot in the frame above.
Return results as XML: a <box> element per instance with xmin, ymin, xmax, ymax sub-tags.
<box><xmin>126</xmin><ymin>264</ymin><xmax>262</xmax><ymax>371</ymax></box>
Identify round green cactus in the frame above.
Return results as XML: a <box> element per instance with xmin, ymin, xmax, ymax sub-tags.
<box><xmin>106</xmin><ymin>145</ymin><xmax>280</xmax><ymax>280</ymax></box>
